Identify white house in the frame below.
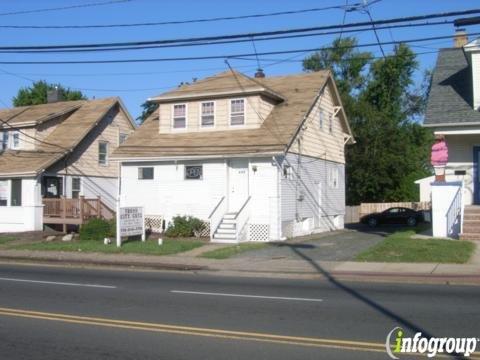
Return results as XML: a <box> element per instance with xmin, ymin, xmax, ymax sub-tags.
<box><xmin>0</xmin><ymin>95</ymin><xmax>136</xmax><ymax>232</ymax></box>
<box><xmin>416</xmin><ymin>32</ymin><xmax>480</xmax><ymax>240</ymax></box>
<box><xmin>113</xmin><ymin>70</ymin><xmax>354</xmax><ymax>242</ymax></box>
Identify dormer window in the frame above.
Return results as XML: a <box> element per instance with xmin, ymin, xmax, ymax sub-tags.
<box><xmin>230</xmin><ymin>99</ymin><xmax>245</xmax><ymax>126</ymax></box>
<box><xmin>11</xmin><ymin>132</ymin><xmax>20</xmax><ymax>149</ymax></box>
<box><xmin>173</xmin><ymin>104</ymin><xmax>187</xmax><ymax>129</ymax></box>
<box><xmin>1</xmin><ymin>132</ymin><xmax>8</xmax><ymax>151</ymax></box>
<box><xmin>201</xmin><ymin>101</ymin><xmax>215</xmax><ymax>127</ymax></box>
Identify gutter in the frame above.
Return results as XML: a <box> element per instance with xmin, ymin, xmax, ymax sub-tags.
<box><xmin>423</xmin><ymin>121</ymin><xmax>480</xmax><ymax>128</ymax></box>
<box><xmin>111</xmin><ymin>152</ymin><xmax>283</xmax><ymax>163</ymax></box>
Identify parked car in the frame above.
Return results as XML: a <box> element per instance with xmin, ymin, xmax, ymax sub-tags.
<box><xmin>360</xmin><ymin>207</ymin><xmax>424</xmax><ymax>227</ymax></box>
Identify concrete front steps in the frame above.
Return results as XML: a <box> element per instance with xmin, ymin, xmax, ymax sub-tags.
<box><xmin>212</xmin><ymin>213</ymin><xmax>238</xmax><ymax>243</ymax></box>
<box><xmin>460</xmin><ymin>205</ymin><xmax>480</xmax><ymax>241</ymax></box>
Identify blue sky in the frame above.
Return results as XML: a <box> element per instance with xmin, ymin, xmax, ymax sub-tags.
<box><xmin>0</xmin><ymin>0</ymin><xmax>479</xmax><ymax>119</ymax></box>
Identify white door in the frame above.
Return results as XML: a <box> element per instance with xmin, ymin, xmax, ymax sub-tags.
<box><xmin>228</xmin><ymin>159</ymin><xmax>249</xmax><ymax>212</ymax></box>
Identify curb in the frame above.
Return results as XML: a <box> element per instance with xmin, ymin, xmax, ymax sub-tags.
<box><xmin>0</xmin><ymin>255</ymin><xmax>207</xmax><ymax>272</ymax></box>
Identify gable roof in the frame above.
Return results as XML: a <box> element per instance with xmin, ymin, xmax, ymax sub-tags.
<box><xmin>113</xmin><ymin>70</ymin><xmax>352</xmax><ymax>160</ymax></box>
<box><xmin>148</xmin><ymin>70</ymin><xmax>285</xmax><ymax>103</ymax></box>
<box><xmin>0</xmin><ymin>97</ymin><xmax>135</xmax><ymax>176</ymax></box>
<box><xmin>424</xmin><ymin>48</ymin><xmax>479</xmax><ymax>126</ymax></box>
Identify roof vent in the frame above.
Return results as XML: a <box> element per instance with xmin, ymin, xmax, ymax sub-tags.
<box><xmin>47</xmin><ymin>87</ymin><xmax>63</xmax><ymax>103</ymax></box>
<box><xmin>454</xmin><ymin>29</ymin><xmax>468</xmax><ymax>48</ymax></box>
<box><xmin>254</xmin><ymin>68</ymin><xmax>265</xmax><ymax>78</ymax></box>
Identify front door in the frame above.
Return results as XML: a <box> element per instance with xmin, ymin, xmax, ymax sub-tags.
<box><xmin>42</xmin><ymin>176</ymin><xmax>63</xmax><ymax>198</ymax></box>
<box><xmin>228</xmin><ymin>159</ymin><xmax>249</xmax><ymax>212</ymax></box>
<box><xmin>475</xmin><ymin>147</ymin><xmax>480</xmax><ymax>204</ymax></box>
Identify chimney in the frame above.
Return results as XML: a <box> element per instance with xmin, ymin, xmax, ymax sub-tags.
<box><xmin>454</xmin><ymin>29</ymin><xmax>468</xmax><ymax>48</ymax></box>
<box><xmin>47</xmin><ymin>87</ymin><xmax>63</xmax><ymax>103</ymax></box>
<box><xmin>254</xmin><ymin>68</ymin><xmax>265</xmax><ymax>78</ymax></box>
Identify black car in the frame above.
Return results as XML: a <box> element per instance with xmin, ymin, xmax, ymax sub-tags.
<box><xmin>360</xmin><ymin>207</ymin><xmax>424</xmax><ymax>227</ymax></box>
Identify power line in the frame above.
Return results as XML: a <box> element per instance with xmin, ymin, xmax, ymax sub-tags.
<box><xmin>0</xmin><ymin>9</ymin><xmax>477</xmax><ymax>51</ymax></box>
<box><xmin>0</xmin><ymin>0</ymin><xmax>132</xmax><ymax>17</ymax></box>
<box><xmin>0</xmin><ymin>3</ymin><xmax>364</xmax><ymax>28</ymax></box>
<box><xmin>0</xmin><ymin>32</ymin><xmax>473</xmax><ymax>65</ymax></box>
<box><xmin>0</xmin><ymin>21</ymin><xmax>453</xmax><ymax>54</ymax></box>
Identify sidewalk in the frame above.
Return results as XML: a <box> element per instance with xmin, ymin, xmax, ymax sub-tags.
<box><xmin>0</xmin><ymin>246</ymin><xmax>479</xmax><ymax>285</ymax></box>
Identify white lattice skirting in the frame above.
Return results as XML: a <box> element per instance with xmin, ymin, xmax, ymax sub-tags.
<box><xmin>145</xmin><ymin>215</ymin><xmax>164</xmax><ymax>233</ymax></box>
<box><xmin>248</xmin><ymin>224</ymin><xmax>270</xmax><ymax>242</ymax></box>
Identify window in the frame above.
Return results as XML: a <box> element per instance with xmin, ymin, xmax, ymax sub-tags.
<box><xmin>319</xmin><ymin>110</ymin><xmax>324</xmax><ymax>129</ymax></box>
<box><xmin>173</xmin><ymin>104</ymin><xmax>186</xmax><ymax>129</ymax></box>
<box><xmin>230</xmin><ymin>99</ymin><xmax>245</xmax><ymax>126</ymax></box>
<box><xmin>201</xmin><ymin>101</ymin><xmax>215</xmax><ymax>127</ymax></box>
<box><xmin>119</xmin><ymin>133</ymin><xmax>128</xmax><ymax>144</ymax></box>
<box><xmin>98</xmin><ymin>142</ymin><xmax>108</xmax><ymax>165</ymax></box>
<box><xmin>329</xmin><ymin>113</ymin><xmax>333</xmax><ymax>133</ymax></box>
<box><xmin>138</xmin><ymin>167</ymin><xmax>154</xmax><ymax>180</ymax></box>
<box><xmin>11</xmin><ymin>132</ymin><xmax>20</xmax><ymax>149</ymax></box>
<box><xmin>185</xmin><ymin>165</ymin><xmax>203</xmax><ymax>180</ymax></box>
<box><xmin>328</xmin><ymin>167</ymin><xmax>339</xmax><ymax>189</ymax></box>
<box><xmin>1</xmin><ymin>132</ymin><xmax>8</xmax><ymax>151</ymax></box>
<box><xmin>11</xmin><ymin>179</ymin><xmax>21</xmax><ymax>206</ymax></box>
<box><xmin>0</xmin><ymin>180</ymin><xmax>7</xmax><ymax>206</ymax></box>
<box><xmin>72</xmin><ymin>177</ymin><xmax>81</xmax><ymax>199</ymax></box>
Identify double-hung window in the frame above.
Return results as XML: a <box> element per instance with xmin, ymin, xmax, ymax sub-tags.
<box><xmin>72</xmin><ymin>177</ymin><xmax>81</xmax><ymax>199</ymax></box>
<box><xmin>1</xmin><ymin>132</ymin><xmax>8</xmax><ymax>151</ymax></box>
<box><xmin>119</xmin><ymin>133</ymin><xmax>128</xmax><ymax>144</ymax></box>
<box><xmin>98</xmin><ymin>141</ymin><xmax>108</xmax><ymax>166</ymax></box>
<box><xmin>0</xmin><ymin>180</ymin><xmax>7</xmax><ymax>206</ymax></box>
<box><xmin>173</xmin><ymin>104</ymin><xmax>187</xmax><ymax>129</ymax></box>
<box><xmin>11</xmin><ymin>132</ymin><xmax>20</xmax><ymax>149</ymax></box>
<box><xmin>230</xmin><ymin>99</ymin><xmax>245</xmax><ymax>126</ymax></box>
<box><xmin>329</xmin><ymin>113</ymin><xmax>333</xmax><ymax>133</ymax></box>
<box><xmin>11</xmin><ymin>179</ymin><xmax>21</xmax><ymax>206</ymax></box>
<box><xmin>201</xmin><ymin>102</ymin><xmax>215</xmax><ymax>127</ymax></box>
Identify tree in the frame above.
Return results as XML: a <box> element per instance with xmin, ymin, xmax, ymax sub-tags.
<box><xmin>137</xmin><ymin>100</ymin><xmax>158</xmax><ymax>124</ymax></box>
<box><xmin>13</xmin><ymin>80</ymin><xmax>86</xmax><ymax>107</ymax></box>
<box><xmin>303</xmin><ymin>38</ymin><xmax>433</xmax><ymax>204</ymax></box>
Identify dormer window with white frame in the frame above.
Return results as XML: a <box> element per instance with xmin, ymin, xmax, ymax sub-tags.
<box><xmin>201</xmin><ymin>101</ymin><xmax>215</xmax><ymax>127</ymax></box>
<box><xmin>230</xmin><ymin>99</ymin><xmax>245</xmax><ymax>126</ymax></box>
<box><xmin>172</xmin><ymin>104</ymin><xmax>187</xmax><ymax>129</ymax></box>
<box><xmin>11</xmin><ymin>131</ymin><xmax>20</xmax><ymax>149</ymax></box>
<box><xmin>1</xmin><ymin>131</ymin><xmax>8</xmax><ymax>151</ymax></box>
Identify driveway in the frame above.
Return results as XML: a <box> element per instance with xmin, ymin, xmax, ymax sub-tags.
<box><xmin>234</xmin><ymin>226</ymin><xmax>395</xmax><ymax>261</ymax></box>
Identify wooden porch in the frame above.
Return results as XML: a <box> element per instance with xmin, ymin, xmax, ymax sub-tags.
<box><xmin>43</xmin><ymin>196</ymin><xmax>115</xmax><ymax>231</ymax></box>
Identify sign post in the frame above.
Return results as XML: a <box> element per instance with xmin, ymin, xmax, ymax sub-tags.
<box><xmin>116</xmin><ymin>206</ymin><xmax>145</xmax><ymax>247</ymax></box>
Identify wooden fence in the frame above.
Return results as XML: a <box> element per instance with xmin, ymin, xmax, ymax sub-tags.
<box><xmin>345</xmin><ymin>201</ymin><xmax>431</xmax><ymax>224</ymax></box>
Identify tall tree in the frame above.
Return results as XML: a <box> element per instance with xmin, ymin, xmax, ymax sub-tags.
<box><xmin>303</xmin><ymin>38</ymin><xmax>432</xmax><ymax>204</ymax></box>
<box><xmin>137</xmin><ymin>100</ymin><xmax>158</xmax><ymax>124</ymax></box>
<box><xmin>13</xmin><ymin>80</ymin><xmax>86</xmax><ymax>107</ymax></box>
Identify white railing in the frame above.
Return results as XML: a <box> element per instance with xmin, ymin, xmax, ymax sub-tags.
<box><xmin>234</xmin><ymin>196</ymin><xmax>251</xmax><ymax>242</ymax></box>
<box><xmin>208</xmin><ymin>196</ymin><xmax>226</xmax><ymax>240</ymax></box>
<box><xmin>446</xmin><ymin>183</ymin><xmax>463</xmax><ymax>238</ymax></box>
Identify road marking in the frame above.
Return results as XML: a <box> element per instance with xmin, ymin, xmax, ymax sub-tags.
<box><xmin>171</xmin><ymin>290</ymin><xmax>323</xmax><ymax>302</ymax></box>
<box><xmin>0</xmin><ymin>307</ymin><xmax>477</xmax><ymax>358</ymax></box>
<box><xmin>0</xmin><ymin>277</ymin><xmax>116</xmax><ymax>289</ymax></box>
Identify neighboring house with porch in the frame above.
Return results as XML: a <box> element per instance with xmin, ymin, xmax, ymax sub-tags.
<box><xmin>0</xmin><ymin>95</ymin><xmax>136</xmax><ymax>232</ymax></box>
<box><xmin>113</xmin><ymin>69</ymin><xmax>354</xmax><ymax>243</ymax></box>
<box><xmin>415</xmin><ymin>32</ymin><xmax>480</xmax><ymax>240</ymax></box>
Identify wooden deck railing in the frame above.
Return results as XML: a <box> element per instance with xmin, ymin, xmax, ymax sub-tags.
<box><xmin>43</xmin><ymin>196</ymin><xmax>115</xmax><ymax>228</ymax></box>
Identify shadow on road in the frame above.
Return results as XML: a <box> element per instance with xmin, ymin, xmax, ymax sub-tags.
<box><xmin>286</xmin><ymin>244</ymin><xmax>464</xmax><ymax>360</ymax></box>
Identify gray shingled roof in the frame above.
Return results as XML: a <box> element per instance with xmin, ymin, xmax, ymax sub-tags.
<box><xmin>424</xmin><ymin>48</ymin><xmax>478</xmax><ymax>125</ymax></box>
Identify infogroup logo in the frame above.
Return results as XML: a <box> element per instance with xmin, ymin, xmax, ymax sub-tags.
<box><xmin>385</xmin><ymin>327</ymin><xmax>479</xmax><ymax>359</ymax></box>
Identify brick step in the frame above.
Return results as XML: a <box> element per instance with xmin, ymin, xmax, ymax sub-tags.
<box><xmin>463</xmin><ymin>214</ymin><xmax>480</xmax><ymax>221</ymax></box>
<box><xmin>462</xmin><ymin>224</ymin><xmax>480</xmax><ymax>233</ymax></box>
<box><xmin>459</xmin><ymin>233</ymin><xmax>480</xmax><ymax>241</ymax></box>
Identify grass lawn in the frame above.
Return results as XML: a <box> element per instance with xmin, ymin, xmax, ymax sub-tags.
<box><xmin>355</xmin><ymin>230</ymin><xmax>475</xmax><ymax>263</ymax></box>
<box><xmin>12</xmin><ymin>238</ymin><xmax>204</xmax><ymax>256</ymax></box>
<box><xmin>0</xmin><ymin>236</ymin><xmax>15</xmax><ymax>245</ymax></box>
<box><xmin>200</xmin><ymin>242</ymin><xmax>268</xmax><ymax>259</ymax></box>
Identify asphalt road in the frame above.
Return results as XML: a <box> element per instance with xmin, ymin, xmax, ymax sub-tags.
<box><xmin>0</xmin><ymin>263</ymin><xmax>479</xmax><ymax>359</ymax></box>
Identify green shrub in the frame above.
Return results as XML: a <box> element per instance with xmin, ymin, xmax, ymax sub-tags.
<box><xmin>165</xmin><ymin>215</ymin><xmax>205</xmax><ymax>238</ymax></box>
<box><xmin>80</xmin><ymin>218</ymin><xmax>115</xmax><ymax>241</ymax></box>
